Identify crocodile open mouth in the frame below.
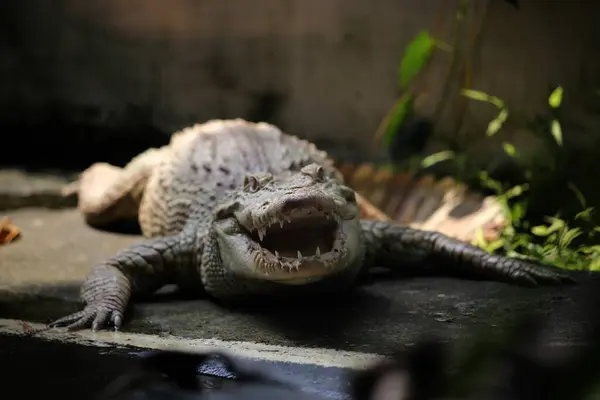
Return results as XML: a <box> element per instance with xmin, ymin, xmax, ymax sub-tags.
<box><xmin>246</xmin><ymin>208</ymin><xmax>345</xmax><ymax>273</ymax></box>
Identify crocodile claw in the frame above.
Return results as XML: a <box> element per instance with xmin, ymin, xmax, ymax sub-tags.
<box><xmin>502</xmin><ymin>260</ymin><xmax>576</xmax><ymax>286</ymax></box>
<box><xmin>49</xmin><ymin>302</ymin><xmax>125</xmax><ymax>332</ymax></box>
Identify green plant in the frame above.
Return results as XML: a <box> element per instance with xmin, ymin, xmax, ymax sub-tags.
<box><xmin>376</xmin><ymin>0</ymin><xmax>480</xmax><ymax>153</ymax></box>
<box><xmin>457</xmin><ymin>87</ymin><xmax>600</xmax><ymax>271</ymax></box>
<box><xmin>375</xmin><ymin>29</ymin><xmax>450</xmax><ymax>148</ymax></box>
<box><xmin>472</xmin><ymin>178</ymin><xmax>600</xmax><ymax>271</ymax></box>
<box><xmin>377</xmin><ymin>0</ymin><xmax>600</xmax><ymax>271</ymax></box>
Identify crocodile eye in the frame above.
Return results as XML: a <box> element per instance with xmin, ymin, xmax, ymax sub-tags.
<box><xmin>314</xmin><ymin>166</ymin><xmax>325</xmax><ymax>182</ymax></box>
<box><xmin>243</xmin><ymin>175</ymin><xmax>261</xmax><ymax>192</ymax></box>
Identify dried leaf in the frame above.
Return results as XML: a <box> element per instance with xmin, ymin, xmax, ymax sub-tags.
<box><xmin>0</xmin><ymin>216</ymin><xmax>21</xmax><ymax>245</ymax></box>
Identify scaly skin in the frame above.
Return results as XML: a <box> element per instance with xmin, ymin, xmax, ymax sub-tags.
<box><xmin>49</xmin><ymin>119</ymin><xmax>573</xmax><ymax>331</ymax></box>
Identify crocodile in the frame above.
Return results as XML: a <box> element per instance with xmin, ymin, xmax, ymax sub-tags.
<box><xmin>49</xmin><ymin>119</ymin><xmax>573</xmax><ymax>331</ymax></box>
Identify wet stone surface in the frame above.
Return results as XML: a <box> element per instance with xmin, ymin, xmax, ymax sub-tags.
<box><xmin>0</xmin><ymin>208</ymin><xmax>596</xmax><ymax>354</ymax></box>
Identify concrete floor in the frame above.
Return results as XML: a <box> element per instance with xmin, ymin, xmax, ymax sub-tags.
<box><xmin>0</xmin><ymin>207</ymin><xmax>598</xmax><ymax>398</ymax></box>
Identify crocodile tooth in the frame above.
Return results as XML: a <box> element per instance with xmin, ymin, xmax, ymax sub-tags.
<box><xmin>315</xmin><ymin>246</ymin><xmax>321</xmax><ymax>257</ymax></box>
<box><xmin>274</xmin><ymin>250</ymin><xmax>280</xmax><ymax>258</ymax></box>
<box><xmin>257</xmin><ymin>228</ymin><xmax>266</xmax><ymax>241</ymax></box>
<box><xmin>279</xmin><ymin>220</ymin><xmax>284</xmax><ymax>228</ymax></box>
<box><xmin>297</xmin><ymin>250</ymin><xmax>303</xmax><ymax>261</ymax></box>
<box><xmin>285</xmin><ymin>215</ymin><xmax>292</xmax><ymax>223</ymax></box>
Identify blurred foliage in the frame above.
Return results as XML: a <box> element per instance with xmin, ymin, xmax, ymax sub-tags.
<box><xmin>376</xmin><ymin>30</ymin><xmax>442</xmax><ymax>150</ymax></box>
<box><xmin>376</xmin><ymin>0</ymin><xmax>600</xmax><ymax>271</ymax></box>
<box><xmin>427</xmin><ymin>87</ymin><xmax>600</xmax><ymax>271</ymax></box>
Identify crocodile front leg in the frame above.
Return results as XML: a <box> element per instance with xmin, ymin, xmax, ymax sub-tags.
<box><xmin>360</xmin><ymin>220</ymin><xmax>574</xmax><ymax>285</ymax></box>
<box><xmin>49</xmin><ymin>232</ymin><xmax>198</xmax><ymax>331</ymax></box>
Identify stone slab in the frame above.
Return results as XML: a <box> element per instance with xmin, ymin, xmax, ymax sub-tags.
<box><xmin>0</xmin><ymin>208</ymin><xmax>596</xmax><ymax>357</ymax></box>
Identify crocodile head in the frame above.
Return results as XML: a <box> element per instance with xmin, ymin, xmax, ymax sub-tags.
<box><xmin>213</xmin><ymin>163</ymin><xmax>362</xmax><ymax>284</ymax></box>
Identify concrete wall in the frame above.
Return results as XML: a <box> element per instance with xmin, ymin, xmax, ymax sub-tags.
<box><xmin>1</xmin><ymin>0</ymin><xmax>599</xmax><ymax>166</ymax></box>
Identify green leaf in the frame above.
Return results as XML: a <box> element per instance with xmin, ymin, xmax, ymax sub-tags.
<box><xmin>531</xmin><ymin>225</ymin><xmax>550</xmax><ymax>236</ymax></box>
<box><xmin>487</xmin><ymin>120</ymin><xmax>502</xmax><ymax>136</ymax></box>
<box><xmin>382</xmin><ymin>94</ymin><xmax>414</xmax><ymax>148</ymax></box>
<box><xmin>472</xmin><ymin>227</ymin><xmax>487</xmax><ymax>248</ymax></box>
<box><xmin>580</xmin><ymin>245</ymin><xmax>600</xmax><ymax>254</ymax></box>
<box><xmin>532</xmin><ymin>218</ymin><xmax>564</xmax><ymax>237</ymax></box>
<box><xmin>421</xmin><ymin>150</ymin><xmax>455</xmax><ymax>168</ymax></box>
<box><xmin>507</xmin><ymin>250</ymin><xmax>526</xmax><ymax>259</ymax></box>
<box><xmin>575</xmin><ymin>207</ymin><xmax>594</xmax><ymax>221</ymax></box>
<box><xmin>485</xmin><ymin>238</ymin><xmax>506</xmax><ymax>253</ymax></box>
<box><xmin>548</xmin><ymin>86</ymin><xmax>563</xmax><ymax>108</ymax></box>
<box><xmin>461</xmin><ymin>89</ymin><xmax>505</xmax><ymax>108</ymax></box>
<box><xmin>512</xmin><ymin>233</ymin><xmax>532</xmax><ymax>249</ymax></box>
<box><xmin>559</xmin><ymin>227</ymin><xmax>581</xmax><ymax>249</ymax></box>
<box><xmin>589</xmin><ymin>257</ymin><xmax>600</xmax><ymax>272</ymax></box>
<box><xmin>478</xmin><ymin>171</ymin><xmax>503</xmax><ymax>194</ymax></box>
<box><xmin>502</xmin><ymin>142</ymin><xmax>517</xmax><ymax>157</ymax></box>
<box><xmin>546</xmin><ymin>217</ymin><xmax>566</xmax><ymax>232</ymax></box>
<box><xmin>510</xmin><ymin>202</ymin><xmax>526</xmax><ymax>223</ymax></box>
<box><xmin>568</xmin><ymin>183</ymin><xmax>587</xmax><ymax>209</ymax></box>
<box><xmin>486</xmin><ymin>109</ymin><xmax>509</xmax><ymax>136</ymax></box>
<box><xmin>550</xmin><ymin>120</ymin><xmax>563</xmax><ymax>146</ymax></box>
<box><xmin>398</xmin><ymin>31</ymin><xmax>435</xmax><ymax>89</ymax></box>
<box><xmin>504</xmin><ymin>184</ymin><xmax>529</xmax><ymax>199</ymax></box>
<box><xmin>461</xmin><ymin>89</ymin><xmax>490</xmax><ymax>102</ymax></box>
